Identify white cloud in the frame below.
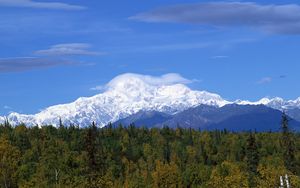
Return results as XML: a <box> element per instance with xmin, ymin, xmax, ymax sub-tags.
<box><xmin>110</xmin><ymin>73</ymin><xmax>192</xmax><ymax>86</ymax></box>
<box><xmin>35</xmin><ymin>43</ymin><xmax>106</xmax><ymax>56</ymax></box>
<box><xmin>257</xmin><ymin>77</ymin><xmax>272</xmax><ymax>84</ymax></box>
<box><xmin>130</xmin><ymin>2</ymin><xmax>300</xmax><ymax>34</ymax></box>
<box><xmin>3</xmin><ymin>105</ymin><xmax>12</xmax><ymax>110</ymax></box>
<box><xmin>0</xmin><ymin>0</ymin><xmax>86</xmax><ymax>10</ymax></box>
<box><xmin>90</xmin><ymin>85</ymin><xmax>105</xmax><ymax>91</ymax></box>
<box><xmin>91</xmin><ymin>73</ymin><xmax>195</xmax><ymax>91</ymax></box>
<box><xmin>211</xmin><ymin>55</ymin><xmax>229</xmax><ymax>59</ymax></box>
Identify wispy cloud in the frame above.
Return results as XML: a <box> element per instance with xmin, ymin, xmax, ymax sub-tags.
<box><xmin>130</xmin><ymin>2</ymin><xmax>300</xmax><ymax>34</ymax></box>
<box><xmin>0</xmin><ymin>0</ymin><xmax>86</xmax><ymax>10</ymax></box>
<box><xmin>116</xmin><ymin>38</ymin><xmax>255</xmax><ymax>54</ymax></box>
<box><xmin>211</xmin><ymin>55</ymin><xmax>229</xmax><ymax>59</ymax></box>
<box><xmin>257</xmin><ymin>77</ymin><xmax>272</xmax><ymax>84</ymax></box>
<box><xmin>0</xmin><ymin>43</ymin><xmax>105</xmax><ymax>73</ymax></box>
<box><xmin>0</xmin><ymin>57</ymin><xmax>73</xmax><ymax>73</ymax></box>
<box><xmin>118</xmin><ymin>42</ymin><xmax>213</xmax><ymax>53</ymax></box>
<box><xmin>90</xmin><ymin>85</ymin><xmax>105</xmax><ymax>91</ymax></box>
<box><xmin>35</xmin><ymin>43</ymin><xmax>106</xmax><ymax>56</ymax></box>
<box><xmin>143</xmin><ymin>42</ymin><xmax>212</xmax><ymax>51</ymax></box>
<box><xmin>3</xmin><ymin>105</ymin><xmax>12</xmax><ymax>110</ymax></box>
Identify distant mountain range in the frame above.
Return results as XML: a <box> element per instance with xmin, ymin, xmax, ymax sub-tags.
<box><xmin>1</xmin><ymin>73</ymin><xmax>300</xmax><ymax>131</ymax></box>
<box><xmin>115</xmin><ymin>104</ymin><xmax>300</xmax><ymax>131</ymax></box>
<box><xmin>113</xmin><ymin>111</ymin><xmax>173</xmax><ymax>128</ymax></box>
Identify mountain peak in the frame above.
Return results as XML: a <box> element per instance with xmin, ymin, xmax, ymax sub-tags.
<box><xmin>1</xmin><ymin>73</ymin><xmax>300</xmax><ymax>127</ymax></box>
<box><xmin>2</xmin><ymin>73</ymin><xmax>227</xmax><ymax>127</ymax></box>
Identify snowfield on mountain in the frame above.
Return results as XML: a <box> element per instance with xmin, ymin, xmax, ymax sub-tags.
<box><xmin>2</xmin><ymin>73</ymin><xmax>300</xmax><ymax>127</ymax></box>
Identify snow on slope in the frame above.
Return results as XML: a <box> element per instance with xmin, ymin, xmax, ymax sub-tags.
<box><xmin>235</xmin><ymin>97</ymin><xmax>300</xmax><ymax>110</ymax></box>
<box><xmin>0</xmin><ymin>116</ymin><xmax>5</xmax><ymax>123</ymax></box>
<box><xmin>1</xmin><ymin>73</ymin><xmax>229</xmax><ymax>127</ymax></box>
<box><xmin>1</xmin><ymin>73</ymin><xmax>299</xmax><ymax>127</ymax></box>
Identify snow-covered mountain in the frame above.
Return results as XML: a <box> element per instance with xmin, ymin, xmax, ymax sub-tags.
<box><xmin>235</xmin><ymin>97</ymin><xmax>300</xmax><ymax>111</ymax></box>
<box><xmin>1</xmin><ymin>73</ymin><xmax>299</xmax><ymax>127</ymax></box>
<box><xmin>1</xmin><ymin>73</ymin><xmax>229</xmax><ymax>127</ymax></box>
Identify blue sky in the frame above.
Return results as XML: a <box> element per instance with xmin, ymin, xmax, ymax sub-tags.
<box><xmin>1</xmin><ymin>0</ymin><xmax>300</xmax><ymax>115</ymax></box>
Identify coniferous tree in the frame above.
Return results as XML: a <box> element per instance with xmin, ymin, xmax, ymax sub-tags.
<box><xmin>4</xmin><ymin>118</ymin><xmax>10</xmax><ymax>127</ymax></box>
<box><xmin>85</xmin><ymin>121</ymin><xmax>98</xmax><ymax>186</ymax></box>
<box><xmin>187</xmin><ymin>127</ymin><xmax>194</xmax><ymax>146</ymax></box>
<box><xmin>58</xmin><ymin>117</ymin><xmax>63</xmax><ymax>128</ymax></box>
<box><xmin>280</xmin><ymin>112</ymin><xmax>297</xmax><ymax>174</ymax></box>
<box><xmin>0</xmin><ymin>136</ymin><xmax>20</xmax><ymax>188</ymax></box>
<box><xmin>246</xmin><ymin>132</ymin><xmax>259</xmax><ymax>187</ymax></box>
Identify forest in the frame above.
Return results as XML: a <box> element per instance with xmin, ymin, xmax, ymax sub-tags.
<box><xmin>0</xmin><ymin>114</ymin><xmax>299</xmax><ymax>188</ymax></box>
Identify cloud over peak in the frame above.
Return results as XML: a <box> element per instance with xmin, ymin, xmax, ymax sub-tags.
<box><xmin>130</xmin><ymin>2</ymin><xmax>300</xmax><ymax>34</ymax></box>
<box><xmin>92</xmin><ymin>73</ymin><xmax>194</xmax><ymax>91</ymax></box>
<box><xmin>0</xmin><ymin>0</ymin><xmax>86</xmax><ymax>10</ymax></box>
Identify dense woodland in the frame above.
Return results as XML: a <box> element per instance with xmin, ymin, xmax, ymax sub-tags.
<box><xmin>0</xmin><ymin>114</ymin><xmax>299</xmax><ymax>188</ymax></box>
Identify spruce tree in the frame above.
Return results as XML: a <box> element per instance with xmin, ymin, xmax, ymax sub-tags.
<box><xmin>85</xmin><ymin>121</ymin><xmax>98</xmax><ymax>186</ymax></box>
<box><xmin>58</xmin><ymin>117</ymin><xmax>63</xmax><ymax>128</ymax></box>
<box><xmin>280</xmin><ymin>112</ymin><xmax>297</xmax><ymax>174</ymax></box>
<box><xmin>246</xmin><ymin>132</ymin><xmax>259</xmax><ymax>187</ymax></box>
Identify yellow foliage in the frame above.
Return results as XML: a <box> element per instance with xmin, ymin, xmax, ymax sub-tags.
<box><xmin>0</xmin><ymin>136</ymin><xmax>21</xmax><ymax>188</ymax></box>
<box><xmin>257</xmin><ymin>164</ymin><xmax>300</xmax><ymax>188</ymax></box>
<box><xmin>152</xmin><ymin>160</ymin><xmax>181</xmax><ymax>188</ymax></box>
<box><xmin>207</xmin><ymin>161</ymin><xmax>248</xmax><ymax>188</ymax></box>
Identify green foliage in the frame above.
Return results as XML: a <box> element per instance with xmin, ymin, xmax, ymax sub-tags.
<box><xmin>246</xmin><ymin>132</ymin><xmax>259</xmax><ymax>187</ymax></box>
<box><xmin>0</xmin><ymin>136</ymin><xmax>21</xmax><ymax>188</ymax></box>
<box><xmin>0</xmin><ymin>121</ymin><xmax>299</xmax><ymax>187</ymax></box>
<box><xmin>281</xmin><ymin>112</ymin><xmax>297</xmax><ymax>174</ymax></box>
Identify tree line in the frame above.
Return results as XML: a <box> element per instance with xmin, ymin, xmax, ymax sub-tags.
<box><xmin>0</xmin><ymin>114</ymin><xmax>299</xmax><ymax>187</ymax></box>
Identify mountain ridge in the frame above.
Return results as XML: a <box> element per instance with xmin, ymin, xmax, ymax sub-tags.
<box><xmin>115</xmin><ymin>104</ymin><xmax>300</xmax><ymax>131</ymax></box>
<box><xmin>1</xmin><ymin>73</ymin><xmax>300</xmax><ymax>127</ymax></box>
